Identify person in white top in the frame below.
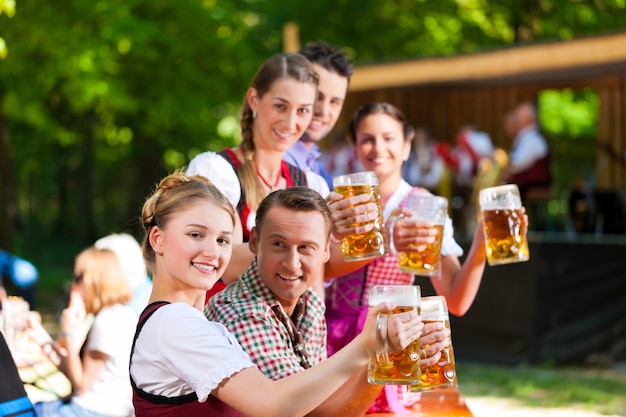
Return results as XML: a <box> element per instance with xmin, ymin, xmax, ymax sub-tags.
<box><xmin>95</xmin><ymin>233</ymin><xmax>153</xmax><ymax>317</ymax></box>
<box><xmin>31</xmin><ymin>247</ymin><xmax>137</xmax><ymax>417</ymax></box>
<box><xmin>325</xmin><ymin>102</ymin><xmax>493</xmax><ymax>412</ymax></box>
<box><xmin>186</xmin><ymin>53</ymin><xmax>379</xmax><ymax>291</ymax></box>
<box><xmin>499</xmin><ymin>102</ymin><xmax>551</xmax><ymax>198</ymax></box>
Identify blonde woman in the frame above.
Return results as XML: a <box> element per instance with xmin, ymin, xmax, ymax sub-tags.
<box><xmin>129</xmin><ymin>172</ymin><xmax>421</xmax><ymax>416</ymax></box>
<box><xmin>33</xmin><ymin>247</ymin><xmax>137</xmax><ymax>417</ymax></box>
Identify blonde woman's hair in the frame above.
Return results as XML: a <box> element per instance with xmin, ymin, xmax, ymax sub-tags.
<box><xmin>74</xmin><ymin>247</ymin><xmax>133</xmax><ymax>314</ymax></box>
<box><xmin>238</xmin><ymin>52</ymin><xmax>318</xmax><ymax>211</ymax></box>
<box><xmin>140</xmin><ymin>170</ymin><xmax>236</xmax><ymax>274</ymax></box>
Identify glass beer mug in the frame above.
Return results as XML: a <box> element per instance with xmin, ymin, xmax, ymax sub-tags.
<box><xmin>333</xmin><ymin>171</ymin><xmax>388</xmax><ymax>261</ymax></box>
<box><xmin>409</xmin><ymin>296</ymin><xmax>458</xmax><ymax>392</ymax></box>
<box><xmin>388</xmin><ymin>193</ymin><xmax>448</xmax><ymax>276</ymax></box>
<box><xmin>368</xmin><ymin>285</ymin><xmax>421</xmax><ymax>385</ymax></box>
<box><xmin>479</xmin><ymin>184</ymin><xmax>530</xmax><ymax>265</ymax></box>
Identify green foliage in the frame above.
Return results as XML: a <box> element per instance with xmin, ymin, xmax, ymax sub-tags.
<box><xmin>540</xmin><ymin>89</ymin><xmax>599</xmax><ymax>138</ymax></box>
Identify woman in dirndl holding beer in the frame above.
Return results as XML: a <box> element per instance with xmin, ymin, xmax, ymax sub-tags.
<box><xmin>325</xmin><ymin>102</ymin><xmax>492</xmax><ymax>413</ymax></box>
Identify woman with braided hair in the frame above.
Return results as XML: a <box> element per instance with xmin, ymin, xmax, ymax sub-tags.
<box><xmin>186</xmin><ymin>53</ymin><xmax>378</xmax><ymax>290</ymax></box>
<box><xmin>187</xmin><ymin>53</ymin><xmax>326</xmax><ymax>284</ymax></box>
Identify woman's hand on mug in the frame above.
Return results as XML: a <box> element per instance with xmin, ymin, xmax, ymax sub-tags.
<box><xmin>388</xmin><ymin>208</ymin><xmax>438</xmax><ymax>253</ymax></box>
<box><xmin>386</xmin><ymin>308</ymin><xmax>423</xmax><ymax>352</ymax></box>
<box><xmin>327</xmin><ymin>191</ymin><xmax>377</xmax><ymax>240</ymax></box>
<box><xmin>419</xmin><ymin>321</ymin><xmax>450</xmax><ymax>368</ymax></box>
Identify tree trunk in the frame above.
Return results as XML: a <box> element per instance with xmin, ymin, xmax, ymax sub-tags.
<box><xmin>0</xmin><ymin>93</ymin><xmax>17</xmax><ymax>250</ymax></box>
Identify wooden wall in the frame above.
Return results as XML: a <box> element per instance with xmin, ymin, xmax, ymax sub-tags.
<box><xmin>335</xmin><ymin>73</ymin><xmax>626</xmax><ymax>193</ymax></box>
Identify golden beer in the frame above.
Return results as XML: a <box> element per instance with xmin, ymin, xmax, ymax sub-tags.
<box><xmin>482</xmin><ymin>208</ymin><xmax>529</xmax><ymax>265</ymax></box>
<box><xmin>368</xmin><ymin>285</ymin><xmax>421</xmax><ymax>385</ymax></box>
<box><xmin>389</xmin><ymin>193</ymin><xmax>448</xmax><ymax>276</ymax></box>
<box><xmin>368</xmin><ymin>306</ymin><xmax>422</xmax><ymax>385</ymax></box>
<box><xmin>334</xmin><ymin>182</ymin><xmax>388</xmax><ymax>261</ymax></box>
<box><xmin>409</xmin><ymin>296</ymin><xmax>458</xmax><ymax>392</ymax></box>
<box><xmin>398</xmin><ymin>224</ymin><xmax>444</xmax><ymax>276</ymax></box>
<box><xmin>479</xmin><ymin>184</ymin><xmax>529</xmax><ymax>266</ymax></box>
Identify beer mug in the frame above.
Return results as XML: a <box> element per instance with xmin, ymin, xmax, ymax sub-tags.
<box><xmin>409</xmin><ymin>296</ymin><xmax>458</xmax><ymax>392</ymax></box>
<box><xmin>388</xmin><ymin>194</ymin><xmax>448</xmax><ymax>276</ymax></box>
<box><xmin>333</xmin><ymin>171</ymin><xmax>388</xmax><ymax>261</ymax></box>
<box><xmin>368</xmin><ymin>285</ymin><xmax>421</xmax><ymax>385</ymax></box>
<box><xmin>479</xmin><ymin>184</ymin><xmax>530</xmax><ymax>265</ymax></box>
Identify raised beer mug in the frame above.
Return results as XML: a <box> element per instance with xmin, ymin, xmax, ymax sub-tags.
<box><xmin>388</xmin><ymin>193</ymin><xmax>448</xmax><ymax>276</ymax></box>
<box><xmin>409</xmin><ymin>296</ymin><xmax>458</xmax><ymax>392</ymax></box>
<box><xmin>333</xmin><ymin>171</ymin><xmax>388</xmax><ymax>261</ymax></box>
<box><xmin>368</xmin><ymin>285</ymin><xmax>421</xmax><ymax>385</ymax></box>
<box><xmin>479</xmin><ymin>184</ymin><xmax>530</xmax><ymax>266</ymax></box>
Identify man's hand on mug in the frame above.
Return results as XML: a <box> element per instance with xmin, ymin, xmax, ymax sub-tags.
<box><xmin>419</xmin><ymin>321</ymin><xmax>450</xmax><ymax>368</ymax></box>
<box><xmin>327</xmin><ymin>191</ymin><xmax>377</xmax><ymax>240</ymax></box>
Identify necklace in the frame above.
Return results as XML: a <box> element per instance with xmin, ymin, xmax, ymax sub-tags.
<box><xmin>255</xmin><ymin>167</ymin><xmax>282</xmax><ymax>191</ymax></box>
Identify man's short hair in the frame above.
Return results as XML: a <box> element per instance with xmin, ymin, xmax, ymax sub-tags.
<box><xmin>255</xmin><ymin>187</ymin><xmax>332</xmax><ymax>240</ymax></box>
<box><xmin>299</xmin><ymin>41</ymin><xmax>353</xmax><ymax>80</ymax></box>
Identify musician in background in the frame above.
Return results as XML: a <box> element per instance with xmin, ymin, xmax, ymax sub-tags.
<box><xmin>499</xmin><ymin>102</ymin><xmax>551</xmax><ymax>199</ymax></box>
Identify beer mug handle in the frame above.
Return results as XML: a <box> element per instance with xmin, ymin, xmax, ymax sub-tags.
<box><xmin>375</xmin><ymin>313</ymin><xmax>391</xmax><ymax>366</ymax></box>
<box><xmin>386</xmin><ymin>213</ymin><xmax>405</xmax><ymax>257</ymax></box>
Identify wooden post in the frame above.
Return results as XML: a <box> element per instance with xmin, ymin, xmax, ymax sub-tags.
<box><xmin>283</xmin><ymin>22</ymin><xmax>300</xmax><ymax>53</ymax></box>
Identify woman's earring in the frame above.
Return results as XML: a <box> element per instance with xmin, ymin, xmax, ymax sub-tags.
<box><xmin>252</xmin><ymin>111</ymin><xmax>257</xmax><ymax>119</ymax></box>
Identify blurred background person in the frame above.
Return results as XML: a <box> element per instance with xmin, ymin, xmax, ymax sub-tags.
<box><xmin>28</xmin><ymin>247</ymin><xmax>137</xmax><ymax>417</ymax></box>
<box><xmin>436</xmin><ymin>125</ymin><xmax>495</xmax><ymax>187</ymax></box>
<box><xmin>499</xmin><ymin>101</ymin><xmax>551</xmax><ymax>199</ymax></box>
<box><xmin>402</xmin><ymin>126</ymin><xmax>445</xmax><ymax>193</ymax></box>
<box><xmin>95</xmin><ymin>233</ymin><xmax>152</xmax><ymax>317</ymax></box>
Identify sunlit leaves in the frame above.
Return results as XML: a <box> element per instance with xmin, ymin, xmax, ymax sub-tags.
<box><xmin>163</xmin><ymin>149</ymin><xmax>186</xmax><ymax>171</ymax></box>
<box><xmin>0</xmin><ymin>0</ymin><xmax>16</xmax><ymax>59</ymax></box>
<box><xmin>539</xmin><ymin>89</ymin><xmax>599</xmax><ymax>138</ymax></box>
<box><xmin>0</xmin><ymin>0</ymin><xmax>15</xmax><ymax>17</ymax></box>
<box><xmin>0</xmin><ymin>37</ymin><xmax>7</xmax><ymax>59</ymax></box>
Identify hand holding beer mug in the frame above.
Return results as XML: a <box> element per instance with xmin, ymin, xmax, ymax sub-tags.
<box><xmin>479</xmin><ymin>184</ymin><xmax>530</xmax><ymax>265</ymax></box>
<box><xmin>388</xmin><ymin>194</ymin><xmax>448</xmax><ymax>276</ymax></box>
<box><xmin>332</xmin><ymin>171</ymin><xmax>388</xmax><ymax>261</ymax></box>
<box><xmin>409</xmin><ymin>296</ymin><xmax>458</xmax><ymax>392</ymax></box>
<box><xmin>368</xmin><ymin>285</ymin><xmax>422</xmax><ymax>385</ymax></box>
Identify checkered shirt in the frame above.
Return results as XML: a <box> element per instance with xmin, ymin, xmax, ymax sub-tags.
<box><xmin>205</xmin><ymin>257</ymin><xmax>327</xmax><ymax>380</ymax></box>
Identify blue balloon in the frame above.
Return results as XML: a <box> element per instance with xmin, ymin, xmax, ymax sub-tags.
<box><xmin>10</xmin><ymin>258</ymin><xmax>39</xmax><ymax>287</ymax></box>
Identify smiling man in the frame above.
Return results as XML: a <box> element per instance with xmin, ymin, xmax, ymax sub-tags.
<box><xmin>284</xmin><ymin>42</ymin><xmax>353</xmax><ymax>188</ymax></box>
<box><xmin>206</xmin><ymin>187</ymin><xmax>333</xmax><ymax>379</ymax></box>
<box><xmin>205</xmin><ymin>187</ymin><xmax>448</xmax><ymax>416</ymax></box>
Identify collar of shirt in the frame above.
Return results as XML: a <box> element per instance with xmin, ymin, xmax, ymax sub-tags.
<box><xmin>209</xmin><ymin>256</ymin><xmax>328</xmax><ymax>378</ymax></box>
<box><xmin>285</xmin><ymin>140</ymin><xmax>322</xmax><ymax>173</ymax></box>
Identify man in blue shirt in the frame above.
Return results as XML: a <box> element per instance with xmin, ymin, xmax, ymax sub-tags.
<box><xmin>284</xmin><ymin>42</ymin><xmax>353</xmax><ymax>189</ymax></box>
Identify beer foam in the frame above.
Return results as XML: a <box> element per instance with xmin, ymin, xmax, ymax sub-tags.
<box><xmin>479</xmin><ymin>186</ymin><xmax>522</xmax><ymax>209</ymax></box>
<box><xmin>420</xmin><ymin>296</ymin><xmax>448</xmax><ymax>318</ymax></box>
<box><xmin>369</xmin><ymin>291</ymin><xmax>420</xmax><ymax>307</ymax></box>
